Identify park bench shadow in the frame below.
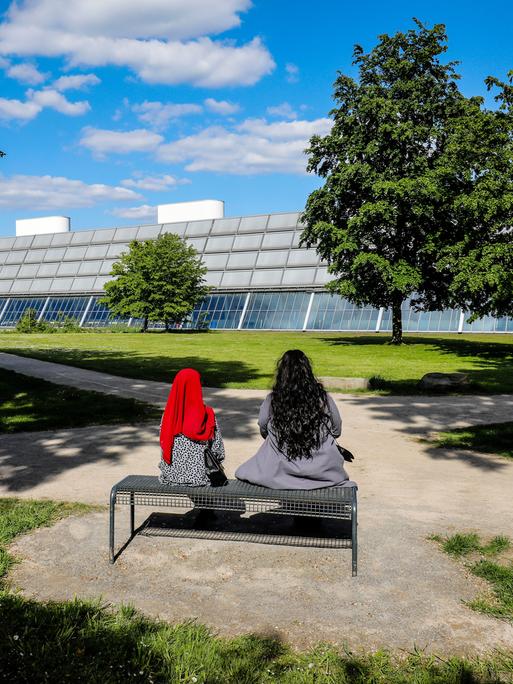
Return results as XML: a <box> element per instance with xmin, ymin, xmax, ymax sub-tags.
<box><xmin>136</xmin><ymin>510</ymin><xmax>352</xmax><ymax>547</ymax></box>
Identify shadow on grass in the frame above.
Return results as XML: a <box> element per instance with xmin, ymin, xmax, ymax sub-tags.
<box><xmin>0</xmin><ymin>347</ymin><xmax>264</xmax><ymax>389</ymax></box>
<box><xmin>0</xmin><ymin>593</ymin><xmax>286</xmax><ymax>684</ymax></box>
<box><xmin>319</xmin><ymin>335</ymin><xmax>513</xmax><ymax>394</ymax></box>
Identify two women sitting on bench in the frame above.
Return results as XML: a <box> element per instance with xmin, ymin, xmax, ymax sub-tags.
<box><xmin>158</xmin><ymin>350</ymin><xmax>353</xmax><ymax>489</ymax></box>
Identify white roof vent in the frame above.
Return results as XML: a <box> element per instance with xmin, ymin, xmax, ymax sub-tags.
<box><xmin>157</xmin><ymin>200</ymin><xmax>224</xmax><ymax>224</ymax></box>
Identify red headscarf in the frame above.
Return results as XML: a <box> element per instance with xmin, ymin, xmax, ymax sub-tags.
<box><xmin>159</xmin><ymin>368</ymin><xmax>215</xmax><ymax>464</ymax></box>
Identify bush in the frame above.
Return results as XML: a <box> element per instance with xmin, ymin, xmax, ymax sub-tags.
<box><xmin>15</xmin><ymin>309</ymin><xmax>51</xmax><ymax>334</ymax></box>
<box><xmin>52</xmin><ymin>314</ymin><xmax>82</xmax><ymax>332</ymax></box>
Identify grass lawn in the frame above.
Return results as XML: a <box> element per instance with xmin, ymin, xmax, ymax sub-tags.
<box><xmin>433</xmin><ymin>422</ymin><xmax>513</xmax><ymax>459</ymax></box>
<box><xmin>432</xmin><ymin>532</ymin><xmax>513</xmax><ymax>623</ymax></box>
<box><xmin>1</xmin><ymin>331</ymin><xmax>513</xmax><ymax>393</ymax></box>
<box><xmin>1</xmin><ymin>502</ymin><xmax>512</xmax><ymax>684</ymax></box>
<box><xmin>0</xmin><ymin>368</ymin><xmax>161</xmax><ymax>433</ymax></box>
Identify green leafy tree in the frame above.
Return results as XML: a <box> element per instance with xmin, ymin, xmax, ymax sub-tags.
<box><xmin>102</xmin><ymin>233</ymin><xmax>209</xmax><ymax>332</ymax></box>
<box><xmin>438</xmin><ymin>72</ymin><xmax>513</xmax><ymax>322</ymax></box>
<box><xmin>301</xmin><ymin>20</ymin><xmax>513</xmax><ymax>343</ymax></box>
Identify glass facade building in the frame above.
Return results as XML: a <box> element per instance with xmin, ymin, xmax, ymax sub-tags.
<box><xmin>0</xmin><ymin>211</ymin><xmax>511</xmax><ymax>333</ymax></box>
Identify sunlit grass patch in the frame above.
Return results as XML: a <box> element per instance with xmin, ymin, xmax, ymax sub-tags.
<box><xmin>433</xmin><ymin>532</ymin><xmax>513</xmax><ymax>623</ymax></box>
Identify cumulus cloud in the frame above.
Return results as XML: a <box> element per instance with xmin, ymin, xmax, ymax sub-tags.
<box><xmin>157</xmin><ymin>116</ymin><xmax>332</xmax><ymax>174</ymax></box>
<box><xmin>52</xmin><ymin>73</ymin><xmax>100</xmax><ymax>91</ymax></box>
<box><xmin>133</xmin><ymin>101</ymin><xmax>202</xmax><ymax>129</ymax></box>
<box><xmin>29</xmin><ymin>88</ymin><xmax>90</xmax><ymax>115</ymax></box>
<box><xmin>6</xmin><ymin>61</ymin><xmax>48</xmax><ymax>84</ymax></box>
<box><xmin>0</xmin><ymin>173</ymin><xmax>141</xmax><ymax>209</ymax></box>
<box><xmin>111</xmin><ymin>204</ymin><xmax>157</xmax><ymax>221</ymax></box>
<box><xmin>79</xmin><ymin>127</ymin><xmax>164</xmax><ymax>157</ymax></box>
<box><xmin>0</xmin><ymin>96</ymin><xmax>41</xmax><ymax>120</ymax></box>
<box><xmin>0</xmin><ymin>88</ymin><xmax>89</xmax><ymax>120</ymax></box>
<box><xmin>121</xmin><ymin>174</ymin><xmax>190</xmax><ymax>191</ymax></box>
<box><xmin>285</xmin><ymin>62</ymin><xmax>299</xmax><ymax>83</ymax></box>
<box><xmin>0</xmin><ymin>0</ymin><xmax>274</xmax><ymax>87</ymax></box>
<box><xmin>266</xmin><ymin>102</ymin><xmax>297</xmax><ymax>120</ymax></box>
<box><xmin>204</xmin><ymin>98</ymin><xmax>240</xmax><ymax>115</ymax></box>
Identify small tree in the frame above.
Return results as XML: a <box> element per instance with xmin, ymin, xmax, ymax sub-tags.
<box><xmin>301</xmin><ymin>20</ymin><xmax>513</xmax><ymax>343</ymax></box>
<box><xmin>15</xmin><ymin>308</ymin><xmax>50</xmax><ymax>333</ymax></box>
<box><xmin>102</xmin><ymin>233</ymin><xmax>209</xmax><ymax>331</ymax></box>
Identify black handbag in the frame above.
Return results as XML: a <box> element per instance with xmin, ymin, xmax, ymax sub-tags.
<box><xmin>204</xmin><ymin>442</ymin><xmax>228</xmax><ymax>487</ymax></box>
<box><xmin>335</xmin><ymin>444</ymin><xmax>355</xmax><ymax>462</ymax></box>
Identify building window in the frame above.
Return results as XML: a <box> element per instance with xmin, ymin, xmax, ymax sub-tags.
<box><xmin>0</xmin><ymin>297</ymin><xmax>46</xmax><ymax>326</ymax></box>
<box><xmin>307</xmin><ymin>293</ymin><xmax>379</xmax><ymax>331</ymax></box>
<box><xmin>242</xmin><ymin>292</ymin><xmax>310</xmax><ymax>330</ymax></box>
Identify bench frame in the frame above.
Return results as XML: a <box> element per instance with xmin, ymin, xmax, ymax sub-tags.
<box><xmin>109</xmin><ymin>476</ymin><xmax>358</xmax><ymax>576</ymax></box>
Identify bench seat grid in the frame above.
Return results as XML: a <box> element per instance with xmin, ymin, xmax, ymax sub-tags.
<box><xmin>113</xmin><ymin>475</ymin><xmax>355</xmax><ymax>519</ymax></box>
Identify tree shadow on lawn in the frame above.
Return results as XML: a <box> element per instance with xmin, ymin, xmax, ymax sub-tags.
<box><xmin>0</xmin><ymin>592</ymin><xmax>286</xmax><ymax>684</ymax></box>
<box><xmin>0</xmin><ymin>347</ymin><xmax>265</xmax><ymax>389</ymax></box>
<box><xmin>0</xmin><ymin>389</ymin><xmax>264</xmax><ymax>494</ymax></box>
<box><xmin>319</xmin><ymin>335</ymin><xmax>513</xmax><ymax>394</ymax></box>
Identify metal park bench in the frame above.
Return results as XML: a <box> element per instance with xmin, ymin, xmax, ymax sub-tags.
<box><xmin>109</xmin><ymin>475</ymin><xmax>358</xmax><ymax>576</ymax></box>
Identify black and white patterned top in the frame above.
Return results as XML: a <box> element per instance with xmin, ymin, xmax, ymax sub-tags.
<box><xmin>158</xmin><ymin>419</ymin><xmax>225</xmax><ymax>487</ymax></box>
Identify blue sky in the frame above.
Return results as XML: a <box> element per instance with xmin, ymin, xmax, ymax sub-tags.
<box><xmin>0</xmin><ymin>0</ymin><xmax>512</xmax><ymax>236</ymax></box>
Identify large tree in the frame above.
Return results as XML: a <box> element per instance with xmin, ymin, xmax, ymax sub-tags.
<box><xmin>301</xmin><ymin>20</ymin><xmax>513</xmax><ymax>343</ymax></box>
<box><xmin>102</xmin><ymin>233</ymin><xmax>209</xmax><ymax>331</ymax></box>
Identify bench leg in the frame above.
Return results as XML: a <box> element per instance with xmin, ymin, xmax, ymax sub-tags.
<box><xmin>130</xmin><ymin>491</ymin><xmax>135</xmax><ymax>537</ymax></box>
<box><xmin>109</xmin><ymin>486</ymin><xmax>116</xmax><ymax>564</ymax></box>
<box><xmin>351</xmin><ymin>490</ymin><xmax>358</xmax><ymax>577</ymax></box>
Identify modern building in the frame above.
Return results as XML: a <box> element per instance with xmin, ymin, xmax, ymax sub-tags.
<box><xmin>0</xmin><ymin>200</ymin><xmax>511</xmax><ymax>332</ymax></box>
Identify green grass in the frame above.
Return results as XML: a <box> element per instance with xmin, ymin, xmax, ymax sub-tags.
<box><xmin>433</xmin><ymin>422</ymin><xmax>513</xmax><ymax>459</ymax></box>
<box><xmin>0</xmin><ymin>368</ymin><xmax>161</xmax><ymax>433</ymax></box>
<box><xmin>1</xmin><ymin>501</ymin><xmax>513</xmax><ymax>682</ymax></box>
<box><xmin>433</xmin><ymin>532</ymin><xmax>513</xmax><ymax>622</ymax></box>
<box><xmin>1</xmin><ymin>331</ymin><xmax>513</xmax><ymax>393</ymax></box>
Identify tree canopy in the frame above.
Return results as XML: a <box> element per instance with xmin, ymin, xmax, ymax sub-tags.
<box><xmin>301</xmin><ymin>19</ymin><xmax>513</xmax><ymax>342</ymax></box>
<box><xmin>101</xmin><ymin>232</ymin><xmax>209</xmax><ymax>331</ymax></box>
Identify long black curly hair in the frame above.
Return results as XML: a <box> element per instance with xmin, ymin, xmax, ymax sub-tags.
<box><xmin>270</xmin><ymin>349</ymin><xmax>330</xmax><ymax>461</ymax></box>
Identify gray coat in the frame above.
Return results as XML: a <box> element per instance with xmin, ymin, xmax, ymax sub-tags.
<box><xmin>235</xmin><ymin>393</ymin><xmax>354</xmax><ymax>490</ymax></box>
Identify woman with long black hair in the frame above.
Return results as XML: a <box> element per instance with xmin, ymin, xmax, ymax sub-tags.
<box><xmin>235</xmin><ymin>349</ymin><xmax>354</xmax><ymax>489</ymax></box>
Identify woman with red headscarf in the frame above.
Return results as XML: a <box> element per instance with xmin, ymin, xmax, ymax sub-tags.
<box><xmin>159</xmin><ymin>368</ymin><xmax>224</xmax><ymax>486</ymax></box>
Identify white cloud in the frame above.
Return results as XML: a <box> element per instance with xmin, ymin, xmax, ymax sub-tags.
<box><xmin>52</xmin><ymin>73</ymin><xmax>100</xmax><ymax>91</ymax></box>
<box><xmin>29</xmin><ymin>88</ymin><xmax>90</xmax><ymax>115</ymax></box>
<box><xmin>0</xmin><ymin>86</ymin><xmax>91</xmax><ymax>121</ymax></box>
<box><xmin>79</xmin><ymin>127</ymin><xmax>163</xmax><ymax>157</ymax></box>
<box><xmin>157</xmin><ymin>117</ymin><xmax>332</xmax><ymax>174</ymax></box>
<box><xmin>204</xmin><ymin>98</ymin><xmax>240</xmax><ymax>115</ymax></box>
<box><xmin>111</xmin><ymin>204</ymin><xmax>157</xmax><ymax>221</ymax></box>
<box><xmin>285</xmin><ymin>62</ymin><xmax>299</xmax><ymax>83</ymax></box>
<box><xmin>266</xmin><ymin>102</ymin><xmax>297</xmax><ymax>120</ymax></box>
<box><xmin>121</xmin><ymin>174</ymin><xmax>190</xmax><ymax>191</ymax></box>
<box><xmin>0</xmin><ymin>96</ymin><xmax>41</xmax><ymax>120</ymax></box>
<box><xmin>0</xmin><ymin>173</ymin><xmax>141</xmax><ymax>209</ymax></box>
<box><xmin>0</xmin><ymin>0</ymin><xmax>274</xmax><ymax>87</ymax></box>
<box><xmin>6</xmin><ymin>61</ymin><xmax>48</xmax><ymax>85</ymax></box>
<box><xmin>133</xmin><ymin>101</ymin><xmax>202</xmax><ymax>129</ymax></box>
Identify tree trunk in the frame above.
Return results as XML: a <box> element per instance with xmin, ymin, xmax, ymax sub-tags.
<box><xmin>165</xmin><ymin>319</ymin><xmax>170</xmax><ymax>332</ymax></box>
<box><xmin>141</xmin><ymin>316</ymin><xmax>148</xmax><ymax>333</ymax></box>
<box><xmin>391</xmin><ymin>297</ymin><xmax>403</xmax><ymax>345</ymax></box>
